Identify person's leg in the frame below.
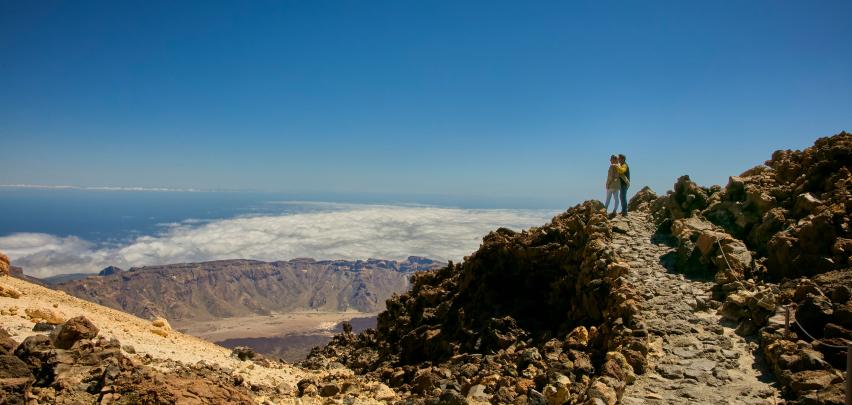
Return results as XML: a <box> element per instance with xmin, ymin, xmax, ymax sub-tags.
<box><xmin>604</xmin><ymin>190</ymin><xmax>613</xmax><ymax>211</ymax></box>
<box><xmin>620</xmin><ymin>185</ymin><xmax>629</xmax><ymax>214</ymax></box>
<box><xmin>612</xmin><ymin>189</ymin><xmax>620</xmax><ymax>213</ymax></box>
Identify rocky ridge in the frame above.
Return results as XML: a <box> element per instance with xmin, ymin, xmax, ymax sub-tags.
<box><xmin>54</xmin><ymin>257</ymin><xmax>442</xmax><ymax>322</ymax></box>
<box><xmin>639</xmin><ymin>131</ymin><xmax>851</xmax><ymax>404</ymax></box>
<box><xmin>305</xmin><ymin>201</ymin><xmax>649</xmax><ymax>404</ymax></box>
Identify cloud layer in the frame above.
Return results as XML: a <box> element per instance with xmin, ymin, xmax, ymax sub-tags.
<box><xmin>0</xmin><ymin>204</ymin><xmax>555</xmax><ymax>278</ymax></box>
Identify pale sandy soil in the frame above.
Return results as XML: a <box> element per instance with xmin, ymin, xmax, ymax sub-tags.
<box><xmin>175</xmin><ymin>311</ymin><xmax>378</xmax><ymax>342</ymax></box>
<box><xmin>0</xmin><ymin>275</ymin><xmax>368</xmax><ymax>402</ymax></box>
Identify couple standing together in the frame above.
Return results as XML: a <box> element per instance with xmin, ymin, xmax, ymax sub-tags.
<box><xmin>604</xmin><ymin>154</ymin><xmax>630</xmax><ymax>216</ymax></box>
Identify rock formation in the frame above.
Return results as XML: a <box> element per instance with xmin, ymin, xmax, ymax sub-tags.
<box><xmin>305</xmin><ymin>201</ymin><xmax>648</xmax><ymax>404</ymax></box>
<box><xmin>0</xmin><ymin>253</ymin><xmax>10</xmax><ymax>277</ymax></box>
<box><xmin>635</xmin><ymin>131</ymin><xmax>851</xmax><ymax>404</ymax></box>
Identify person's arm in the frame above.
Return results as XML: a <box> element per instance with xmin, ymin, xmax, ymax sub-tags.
<box><xmin>616</xmin><ymin>164</ymin><xmax>627</xmax><ymax>175</ymax></box>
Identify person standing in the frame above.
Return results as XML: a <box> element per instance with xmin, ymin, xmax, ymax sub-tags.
<box><xmin>617</xmin><ymin>154</ymin><xmax>630</xmax><ymax>216</ymax></box>
<box><xmin>604</xmin><ymin>155</ymin><xmax>621</xmax><ymax>215</ymax></box>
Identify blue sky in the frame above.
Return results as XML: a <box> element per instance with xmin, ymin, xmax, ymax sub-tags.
<box><xmin>1</xmin><ymin>1</ymin><xmax>850</xmax><ymax>208</ymax></box>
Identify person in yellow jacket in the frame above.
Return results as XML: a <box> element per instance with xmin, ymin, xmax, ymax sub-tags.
<box><xmin>617</xmin><ymin>154</ymin><xmax>630</xmax><ymax>216</ymax></box>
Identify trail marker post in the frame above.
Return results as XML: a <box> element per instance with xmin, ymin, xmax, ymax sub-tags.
<box><xmin>846</xmin><ymin>346</ymin><xmax>850</xmax><ymax>405</ymax></box>
<box><xmin>785</xmin><ymin>305</ymin><xmax>791</xmax><ymax>339</ymax></box>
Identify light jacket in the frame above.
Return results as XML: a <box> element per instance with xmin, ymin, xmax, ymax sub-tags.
<box><xmin>606</xmin><ymin>164</ymin><xmax>621</xmax><ymax>190</ymax></box>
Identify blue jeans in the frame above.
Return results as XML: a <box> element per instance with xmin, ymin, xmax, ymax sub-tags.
<box><xmin>604</xmin><ymin>189</ymin><xmax>620</xmax><ymax>212</ymax></box>
<box><xmin>620</xmin><ymin>185</ymin><xmax>629</xmax><ymax>214</ymax></box>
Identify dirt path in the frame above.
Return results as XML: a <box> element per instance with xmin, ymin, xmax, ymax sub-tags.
<box><xmin>611</xmin><ymin>212</ymin><xmax>782</xmax><ymax>405</ymax></box>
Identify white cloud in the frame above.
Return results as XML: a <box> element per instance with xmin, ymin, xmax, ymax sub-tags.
<box><xmin>0</xmin><ymin>204</ymin><xmax>555</xmax><ymax>278</ymax></box>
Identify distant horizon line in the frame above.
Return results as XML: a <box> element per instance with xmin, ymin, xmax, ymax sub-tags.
<box><xmin>0</xmin><ymin>183</ymin><xmax>209</xmax><ymax>192</ymax></box>
<box><xmin>0</xmin><ymin>183</ymin><xmax>570</xmax><ymax>210</ymax></box>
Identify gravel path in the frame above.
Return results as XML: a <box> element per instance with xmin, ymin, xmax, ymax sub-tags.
<box><xmin>612</xmin><ymin>212</ymin><xmax>782</xmax><ymax>405</ymax></box>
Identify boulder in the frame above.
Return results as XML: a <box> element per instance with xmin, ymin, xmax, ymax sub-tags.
<box><xmin>0</xmin><ymin>328</ymin><xmax>16</xmax><ymax>355</ymax></box>
<box><xmin>0</xmin><ymin>252</ymin><xmax>9</xmax><ymax>276</ymax></box>
<box><xmin>795</xmin><ymin>295</ymin><xmax>833</xmax><ymax>337</ymax></box>
<box><xmin>0</xmin><ymin>354</ymin><xmax>34</xmax><ymax>404</ymax></box>
<box><xmin>666</xmin><ymin>176</ymin><xmax>712</xmax><ymax>219</ymax></box>
<box><xmin>231</xmin><ymin>346</ymin><xmax>256</xmax><ymax>361</ymax></box>
<box><xmin>0</xmin><ymin>285</ymin><xmax>22</xmax><ymax>299</ymax></box>
<box><xmin>24</xmin><ymin>307</ymin><xmax>65</xmax><ymax>325</ymax></box>
<box><xmin>50</xmin><ymin>316</ymin><xmax>99</xmax><ymax>349</ymax></box>
<box><xmin>586</xmin><ymin>379</ymin><xmax>617</xmax><ymax>405</ymax></box>
<box><xmin>793</xmin><ymin>192</ymin><xmax>823</xmax><ymax>217</ymax></box>
<box><xmin>151</xmin><ymin>317</ymin><xmax>171</xmax><ymax>330</ymax></box>
<box><xmin>13</xmin><ymin>335</ymin><xmax>56</xmax><ymax>386</ymax></box>
<box><xmin>319</xmin><ymin>383</ymin><xmax>340</xmax><ymax>397</ymax></box>
<box><xmin>627</xmin><ymin>186</ymin><xmax>657</xmax><ymax>212</ymax></box>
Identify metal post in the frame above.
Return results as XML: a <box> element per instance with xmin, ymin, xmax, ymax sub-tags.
<box><xmin>846</xmin><ymin>346</ymin><xmax>851</xmax><ymax>405</ymax></box>
<box><xmin>785</xmin><ymin>306</ymin><xmax>791</xmax><ymax>339</ymax></box>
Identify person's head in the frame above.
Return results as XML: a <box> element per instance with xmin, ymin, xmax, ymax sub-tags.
<box><xmin>610</xmin><ymin>155</ymin><xmax>618</xmax><ymax>164</ymax></box>
<box><xmin>618</xmin><ymin>154</ymin><xmax>626</xmax><ymax>164</ymax></box>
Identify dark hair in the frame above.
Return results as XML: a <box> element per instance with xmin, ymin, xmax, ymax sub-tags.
<box><xmin>618</xmin><ymin>154</ymin><xmax>626</xmax><ymax>161</ymax></box>
<box><xmin>610</xmin><ymin>155</ymin><xmax>618</xmax><ymax>160</ymax></box>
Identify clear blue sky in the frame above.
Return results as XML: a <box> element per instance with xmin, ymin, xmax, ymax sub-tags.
<box><xmin>1</xmin><ymin>1</ymin><xmax>850</xmax><ymax>208</ymax></box>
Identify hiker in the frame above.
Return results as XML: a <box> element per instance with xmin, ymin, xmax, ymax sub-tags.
<box><xmin>604</xmin><ymin>155</ymin><xmax>621</xmax><ymax>215</ymax></box>
<box><xmin>617</xmin><ymin>154</ymin><xmax>630</xmax><ymax>216</ymax></box>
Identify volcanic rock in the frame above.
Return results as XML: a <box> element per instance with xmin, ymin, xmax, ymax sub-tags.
<box><xmin>305</xmin><ymin>201</ymin><xmax>647</xmax><ymax>403</ymax></box>
<box><xmin>49</xmin><ymin>315</ymin><xmax>99</xmax><ymax>349</ymax></box>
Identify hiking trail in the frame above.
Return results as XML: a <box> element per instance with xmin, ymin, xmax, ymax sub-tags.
<box><xmin>611</xmin><ymin>212</ymin><xmax>782</xmax><ymax>405</ymax></box>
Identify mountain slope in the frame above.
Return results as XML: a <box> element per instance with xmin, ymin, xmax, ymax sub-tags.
<box><xmin>53</xmin><ymin>257</ymin><xmax>442</xmax><ymax>322</ymax></box>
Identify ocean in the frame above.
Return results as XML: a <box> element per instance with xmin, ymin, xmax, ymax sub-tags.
<box><xmin>0</xmin><ymin>188</ymin><xmax>557</xmax><ymax>278</ymax></box>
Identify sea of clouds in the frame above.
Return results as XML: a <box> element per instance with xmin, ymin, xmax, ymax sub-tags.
<box><xmin>0</xmin><ymin>203</ymin><xmax>557</xmax><ymax>278</ymax></box>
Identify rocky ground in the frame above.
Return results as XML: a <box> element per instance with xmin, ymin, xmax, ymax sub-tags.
<box><xmin>0</xmin><ymin>275</ymin><xmax>397</xmax><ymax>404</ymax></box>
<box><xmin>612</xmin><ymin>213</ymin><xmax>781</xmax><ymax>404</ymax></box>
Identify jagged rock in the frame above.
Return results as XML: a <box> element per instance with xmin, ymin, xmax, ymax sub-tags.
<box><xmin>787</xmin><ymin>370</ymin><xmax>842</xmax><ymax>395</ymax></box>
<box><xmin>150</xmin><ymin>327</ymin><xmax>169</xmax><ymax>337</ymax></box>
<box><xmin>0</xmin><ymin>285</ymin><xmax>22</xmax><ymax>299</ymax></box>
<box><xmin>24</xmin><ymin>307</ymin><xmax>65</xmax><ymax>325</ymax></box>
<box><xmin>151</xmin><ymin>316</ymin><xmax>171</xmax><ymax>330</ymax></box>
<box><xmin>13</xmin><ymin>334</ymin><xmax>56</xmax><ymax>386</ymax></box>
<box><xmin>0</xmin><ymin>252</ymin><xmax>9</xmax><ymax>277</ymax></box>
<box><xmin>0</xmin><ymin>354</ymin><xmax>34</xmax><ymax>404</ymax></box>
<box><xmin>604</xmin><ymin>351</ymin><xmax>635</xmax><ymax>384</ymax></box>
<box><xmin>231</xmin><ymin>346</ymin><xmax>256</xmax><ymax>361</ymax></box>
<box><xmin>319</xmin><ymin>383</ymin><xmax>340</xmax><ymax>397</ymax></box>
<box><xmin>666</xmin><ymin>175</ymin><xmax>712</xmax><ymax>220</ymax></box>
<box><xmin>31</xmin><ymin>322</ymin><xmax>54</xmax><ymax>332</ymax></box>
<box><xmin>50</xmin><ymin>316</ymin><xmax>99</xmax><ymax>349</ymax></box>
<box><xmin>0</xmin><ymin>329</ymin><xmax>16</xmax><ymax>355</ymax></box>
<box><xmin>586</xmin><ymin>379</ymin><xmax>617</xmax><ymax>405</ymax></box>
<box><xmin>627</xmin><ymin>186</ymin><xmax>657</xmax><ymax>212</ymax></box>
<box><xmin>465</xmin><ymin>384</ymin><xmax>490</xmax><ymax>403</ymax></box>
<box><xmin>796</xmin><ymin>294</ymin><xmax>833</xmax><ymax>337</ymax></box>
<box><xmin>649</xmin><ymin>132</ymin><xmax>852</xmax><ymax>280</ymax></box>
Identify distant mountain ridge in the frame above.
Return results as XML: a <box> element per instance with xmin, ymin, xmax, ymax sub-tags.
<box><xmin>53</xmin><ymin>257</ymin><xmax>443</xmax><ymax>322</ymax></box>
